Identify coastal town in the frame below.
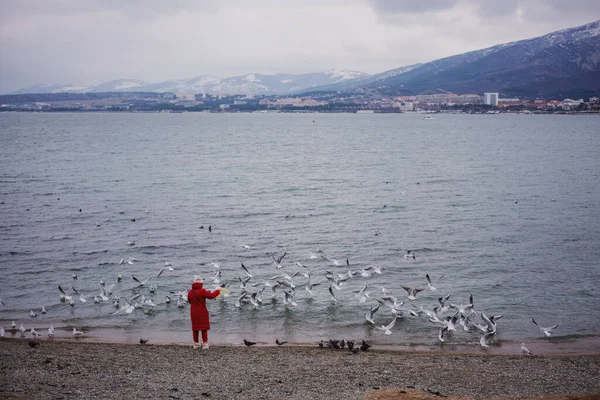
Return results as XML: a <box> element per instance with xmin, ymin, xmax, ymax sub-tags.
<box><xmin>1</xmin><ymin>89</ymin><xmax>599</xmax><ymax>114</ymax></box>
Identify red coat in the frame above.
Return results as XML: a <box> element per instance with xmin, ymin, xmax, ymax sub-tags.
<box><xmin>188</xmin><ymin>282</ymin><xmax>220</xmax><ymax>331</ymax></box>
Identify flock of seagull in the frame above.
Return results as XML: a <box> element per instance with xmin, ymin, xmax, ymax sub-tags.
<box><xmin>0</xmin><ymin>244</ymin><xmax>559</xmax><ymax>355</ymax></box>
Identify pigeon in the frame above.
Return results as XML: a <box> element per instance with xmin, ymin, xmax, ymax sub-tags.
<box><xmin>275</xmin><ymin>339</ymin><xmax>288</xmax><ymax>346</ymax></box>
<box><xmin>243</xmin><ymin>339</ymin><xmax>256</xmax><ymax>347</ymax></box>
<box><xmin>140</xmin><ymin>339</ymin><xmax>149</xmax><ymax>345</ymax></box>
<box><xmin>360</xmin><ymin>340</ymin><xmax>371</xmax><ymax>351</ymax></box>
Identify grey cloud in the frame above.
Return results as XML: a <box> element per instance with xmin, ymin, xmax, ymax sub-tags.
<box><xmin>0</xmin><ymin>0</ymin><xmax>222</xmax><ymax>24</ymax></box>
<box><xmin>366</xmin><ymin>0</ymin><xmax>458</xmax><ymax>14</ymax></box>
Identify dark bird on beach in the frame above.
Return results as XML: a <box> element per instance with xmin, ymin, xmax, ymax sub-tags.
<box><xmin>360</xmin><ymin>340</ymin><xmax>371</xmax><ymax>351</ymax></box>
<box><xmin>275</xmin><ymin>339</ymin><xmax>287</xmax><ymax>346</ymax></box>
<box><xmin>318</xmin><ymin>340</ymin><xmax>324</xmax><ymax>348</ymax></box>
<box><xmin>28</xmin><ymin>340</ymin><xmax>40</xmax><ymax>348</ymax></box>
<box><xmin>244</xmin><ymin>339</ymin><xmax>256</xmax><ymax>347</ymax></box>
<box><xmin>208</xmin><ymin>225</ymin><xmax>212</xmax><ymax>232</ymax></box>
<box><xmin>350</xmin><ymin>346</ymin><xmax>360</xmax><ymax>354</ymax></box>
<box><xmin>139</xmin><ymin>339</ymin><xmax>149</xmax><ymax>345</ymax></box>
<box><xmin>346</xmin><ymin>340</ymin><xmax>355</xmax><ymax>350</ymax></box>
<box><xmin>329</xmin><ymin>339</ymin><xmax>341</xmax><ymax>349</ymax></box>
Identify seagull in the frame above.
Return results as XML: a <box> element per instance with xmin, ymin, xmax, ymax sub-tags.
<box><xmin>328</xmin><ymin>284</ymin><xmax>337</xmax><ymax>302</ymax></box>
<box><xmin>304</xmin><ymin>277</ymin><xmax>322</xmax><ymax>296</ymax></box>
<box><xmin>401</xmin><ymin>285</ymin><xmax>425</xmax><ymax>300</ymax></box>
<box><xmin>450</xmin><ymin>294</ymin><xmax>474</xmax><ymax>314</ymax></box>
<box><xmin>243</xmin><ymin>339</ymin><xmax>256</xmax><ymax>347</ymax></box>
<box><xmin>30</xmin><ymin>327</ymin><xmax>42</xmax><ymax>337</ymax></box>
<box><xmin>241</xmin><ymin>263</ymin><xmax>255</xmax><ymax>278</ymax></box>
<box><xmin>438</xmin><ymin>294</ymin><xmax>451</xmax><ymax>310</ymax></box>
<box><xmin>378</xmin><ymin>295</ymin><xmax>404</xmax><ymax>312</ymax></box>
<box><xmin>365</xmin><ymin>303</ymin><xmax>380</xmax><ymax>325</ymax></box>
<box><xmin>521</xmin><ymin>343</ymin><xmax>533</xmax><ymax>355</ymax></box>
<box><xmin>377</xmin><ymin>316</ymin><xmax>397</xmax><ymax>335</ymax></box>
<box><xmin>72</xmin><ymin>327</ymin><xmax>84</xmax><ymax>337</ymax></box>
<box><xmin>0</xmin><ymin>297</ymin><xmax>4</xmax><ymax>305</ymax></box>
<box><xmin>48</xmin><ymin>325</ymin><xmax>55</xmax><ymax>338</ymax></box>
<box><xmin>127</xmin><ymin>241</ymin><xmax>136</xmax><ymax>246</ymax></box>
<box><xmin>58</xmin><ymin>285</ymin><xmax>73</xmax><ymax>302</ymax></box>
<box><xmin>276</xmin><ymin>339</ymin><xmax>288</xmax><ymax>346</ymax></box>
<box><xmin>321</xmin><ymin>255</ymin><xmax>341</xmax><ymax>266</ymax></box>
<box><xmin>132</xmin><ymin>275</ymin><xmax>152</xmax><ymax>287</ymax></box>
<box><xmin>438</xmin><ymin>326</ymin><xmax>449</xmax><ymax>342</ymax></box>
<box><xmin>242</xmin><ymin>245</ymin><xmax>251</xmax><ymax>249</ymax></box>
<box><xmin>72</xmin><ymin>273</ymin><xmax>78</xmax><ymax>280</ymax></box>
<box><xmin>531</xmin><ymin>317</ymin><xmax>558</xmax><ymax>337</ymax></box>
<box><xmin>30</xmin><ymin>310</ymin><xmax>37</xmax><ymax>318</ymax></box>
<box><xmin>118</xmin><ymin>274</ymin><xmax>122</xmax><ymax>282</ymax></box>
<box><xmin>404</xmin><ymin>250</ymin><xmax>416</xmax><ymax>260</ymax></box>
<box><xmin>71</xmin><ymin>286</ymin><xmax>87</xmax><ymax>303</ymax></box>
<box><xmin>19</xmin><ymin>323</ymin><xmax>26</xmax><ymax>337</ymax></box>
<box><xmin>272</xmin><ymin>251</ymin><xmax>287</xmax><ymax>268</ymax></box>
<box><xmin>41</xmin><ymin>306</ymin><xmax>47</xmax><ymax>314</ymax></box>
<box><xmin>127</xmin><ymin>257</ymin><xmax>138</xmax><ymax>264</ymax></box>
<box><xmin>283</xmin><ymin>290</ymin><xmax>297</xmax><ymax>307</ymax></box>
<box><xmin>479</xmin><ymin>331</ymin><xmax>496</xmax><ymax>348</ymax></box>
<box><xmin>426</xmin><ymin>274</ymin><xmax>444</xmax><ymax>291</ymax></box>
<box><xmin>0</xmin><ymin>326</ymin><xmax>4</xmax><ymax>338</ymax></box>
<box><xmin>354</xmin><ymin>284</ymin><xmax>370</xmax><ymax>303</ymax></box>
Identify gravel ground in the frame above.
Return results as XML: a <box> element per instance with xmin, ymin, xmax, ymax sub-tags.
<box><xmin>1</xmin><ymin>339</ymin><xmax>599</xmax><ymax>400</ymax></box>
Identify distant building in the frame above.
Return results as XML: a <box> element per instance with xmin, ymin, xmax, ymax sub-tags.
<box><xmin>393</xmin><ymin>101</ymin><xmax>414</xmax><ymax>111</ymax></box>
<box><xmin>563</xmin><ymin>98</ymin><xmax>584</xmax><ymax>107</ymax></box>
<box><xmin>484</xmin><ymin>93</ymin><xmax>499</xmax><ymax>106</ymax></box>
<box><xmin>233</xmin><ymin>100</ymin><xmax>247</xmax><ymax>105</ymax></box>
<box><xmin>219</xmin><ymin>104</ymin><xmax>230</xmax><ymax>110</ymax></box>
<box><xmin>589</xmin><ymin>97</ymin><xmax>599</xmax><ymax>103</ymax></box>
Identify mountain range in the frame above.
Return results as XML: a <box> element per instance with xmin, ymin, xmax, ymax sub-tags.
<box><xmin>8</xmin><ymin>19</ymin><xmax>600</xmax><ymax>98</ymax></box>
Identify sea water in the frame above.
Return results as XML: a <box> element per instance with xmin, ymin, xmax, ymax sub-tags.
<box><xmin>1</xmin><ymin>112</ymin><xmax>599</xmax><ymax>353</ymax></box>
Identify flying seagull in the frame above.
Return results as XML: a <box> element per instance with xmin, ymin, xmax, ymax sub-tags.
<box><xmin>531</xmin><ymin>317</ymin><xmax>558</xmax><ymax>337</ymax></box>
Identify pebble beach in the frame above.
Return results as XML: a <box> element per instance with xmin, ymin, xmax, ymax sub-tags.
<box><xmin>1</xmin><ymin>339</ymin><xmax>599</xmax><ymax>400</ymax></box>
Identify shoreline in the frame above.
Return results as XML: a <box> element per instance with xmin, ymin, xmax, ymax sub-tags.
<box><xmin>3</xmin><ymin>329</ymin><xmax>600</xmax><ymax>357</ymax></box>
<box><xmin>1</xmin><ymin>339</ymin><xmax>599</xmax><ymax>400</ymax></box>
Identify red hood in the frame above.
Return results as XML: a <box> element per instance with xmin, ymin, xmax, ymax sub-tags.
<box><xmin>192</xmin><ymin>282</ymin><xmax>203</xmax><ymax>290</ymax></box>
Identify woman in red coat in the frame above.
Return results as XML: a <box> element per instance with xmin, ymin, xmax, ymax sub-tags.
<box><xmin>188</xmin><ymin>275</ymin><xmax>220</xmax><ymax>349</ymax></box>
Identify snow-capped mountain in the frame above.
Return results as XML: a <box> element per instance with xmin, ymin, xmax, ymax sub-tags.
<box><xmin>355</xmin><ymin>19</ymin><xmax>600</xmax><ymax>98</ymax></box>
<box><xmin>9</xmin><ymin>70</ymin><xmax>369</xmax><ymax>95</ymax></box>
<box><xmin>90</xmin><ymin>79</ymin><xmax>149</xmax><ymax>92</ymax></box>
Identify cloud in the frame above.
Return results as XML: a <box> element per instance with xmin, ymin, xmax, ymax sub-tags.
<box><xmin>0</xmin><ymin>0</ymin><xmax>599</xmax><ymax>93</ymax></box>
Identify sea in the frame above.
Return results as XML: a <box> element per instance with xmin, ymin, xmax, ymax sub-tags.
<box><xmin>1</xmin><ymin>112</ymin><xmax>599</xmax><ymax>354</ymax></box>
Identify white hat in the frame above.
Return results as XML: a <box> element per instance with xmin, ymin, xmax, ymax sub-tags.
<box><xmin>194</xmin><ymin>275</ymin><xmax>204</xmax><ymax>283</ymax></box>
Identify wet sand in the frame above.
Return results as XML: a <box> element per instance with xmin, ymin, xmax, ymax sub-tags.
<box><xmin>1</xmin><ymin>338</ymin><xmax>600</xmax><ymax>400</ymax></box>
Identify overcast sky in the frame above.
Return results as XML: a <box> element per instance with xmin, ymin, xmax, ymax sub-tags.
<box><xmin>1</xmin><ymin>0</ymin><xmax>599</xmax><ymax>93</ymax></box>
